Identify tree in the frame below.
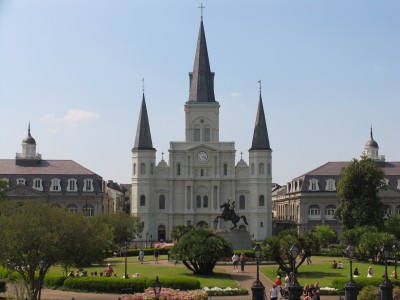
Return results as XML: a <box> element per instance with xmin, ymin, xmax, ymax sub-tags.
<box><xmin>0</xmin><ymin>201</ymin><xmax>113</xmax><ymax>300</ymax></box>
<box><xmin>169</xmin><ymin>227</ymin><xmax>232</xmax><ymax>274</ymax></box>
<box><xmin>358</xmin><ymin>231</ymin><xmax>396</xmax><ymax>263</ymax></box>
<box><xmin>170</xmin><ymin>224</ymin><xmax>195</xmax><ymax>242</ymax></box>
<box><xmin>383</xmin><ymin>215</ymin><xmax>400</xmax><ymax>240</ymax></box>
<box><xmin>313</xmin><ymin>225</ymin><xmax>337</xmax><ymax>248</ymax></box>
<box><xmin>0</xmin><ymin>179</ymin><xmax>9</xmax><ymax>201</ymax></box>
<box><xmin>335</xmin><ymin>157</ymin><xmax>386</xmax><ymax>230</ymax></box>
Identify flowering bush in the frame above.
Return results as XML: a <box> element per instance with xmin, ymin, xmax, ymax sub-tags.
<box><xmin>203</xmin><ymin>286</ymin><xmax>248</xmax><ymax>296</ymax></box>
<box><xmin>319</xmin><ymin>287</ymin><xmax>339</xmax><ymax>295</ymax></box>
<box><xmin>119</xmin><ymin>287</ymin><xmax>208</xmax><ymax>300</ymax></box>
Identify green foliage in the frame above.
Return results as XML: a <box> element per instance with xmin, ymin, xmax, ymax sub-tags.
<box><xmin>170</xmin><ymin>225</ymin><xmax>195</xmax><ymax>242</ymax></box>
<box><xmin>332</xmin><ymin>277</ymin><xmax>400</xmax><ymax>293</ymax></box>
<box><xmin>358</xmin><ymin>285</ymin><xmax>380</xmax><ymax>300</ymax></box>
<box><xmin>0</xmin><ymin>179</ymin><xmax>9</xmax><ymax>201</ymax></box>
<box><xmin>43</xmin><ymin>275</ymin><xmax>66</xmax><ymax>287</ymax></box>
<box><xmin>384</xmin><ymin>215</ymin><xmax>400</xmax><ymax>240</ymax></box>
<box><xmin>335</xmin><ymin>157</ymin><xmax>386</xmax><ymax>230</ymax></box>
<box><xmin>63</xmin><ymin>276</ymin><xmax>200</xmax><ymax>293</ymax></box>
<box><xmin>0</xmin><ymin>278</ymin><xmax>6</xmax><ymax>293</ymax></box>
<box><xmin>169</xmin><ymin>227</ymin><xmax>232</xmax><ymax>274</ymax></box>
<box><xmin>313</xmin><ymin>225</ymin><xmax>336</xmax><ymax>248</ymax></box>
<box><xmin>394</xmin><ymin>286</ymin><xmax>400</xmax><ymax>300</ymax></box>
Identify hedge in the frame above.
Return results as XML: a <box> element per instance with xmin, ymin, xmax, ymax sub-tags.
<box><xmin>332</xmin><ymin>277</ymin><xmax>400</xmax><ymax>292</ymax></box>
<box><xmin>43</xmin><ymin>275</ymin><xmax>67</xmax><ymax>288</ymax></box>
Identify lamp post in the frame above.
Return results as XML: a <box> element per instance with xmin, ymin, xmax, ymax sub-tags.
<box><xmin>393</xmin><ymin>242</ymin><xmax>399</xmax><ymax>280</ymax></box>
<box><xmin>344</xmin><ymin>245</ymin><xmax>358</xmax><ymax>300</ymax></box>
<box><xmin>124</xmin><ymin>240</ymin><xmax>128</xmax><ymax>279</ymax></box>
<box><xmin>379</xmin><ymin>244</ymin><xmax>393</xmax><ymax>300</ymax></box>
<box><xmin>287</xmin><ymin>244</ymin><xmax>303</xmax><ymax>300</ymax></box>
<box><xmin>153</xmin><ymin>276</ymin><xmax>162</xmax><ymax>300</ymax></box>
<box><xmin>38</xmin><ymin>257</ymin><xmax>45</xmax><ymax>300</ymax></box>
<box><xmin>146</xmin><ymin>232</ymin><xmax>149</xmax><ymax>248</ymax></box>
<box><xmin>251</xmin><ymin>243</ymin><xmax>265</xmax><ymax>300</ymax></box>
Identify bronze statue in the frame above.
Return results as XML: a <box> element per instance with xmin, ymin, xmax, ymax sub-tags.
<box><xmin>214</xmin><ymin>199</ymin><xmax>248</xmax><ymax>230</ymax></box>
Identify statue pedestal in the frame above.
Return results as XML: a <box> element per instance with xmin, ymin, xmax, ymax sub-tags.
<box><xmin>217</xmin><ymin>229</ymin><xmax>252</xmax><ymax>250</ymax></box>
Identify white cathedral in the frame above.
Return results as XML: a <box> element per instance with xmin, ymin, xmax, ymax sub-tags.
<box><xmin>131</xmin><ymin>18</ymin><xmax>272</xmax><ymax>242</ymax></box>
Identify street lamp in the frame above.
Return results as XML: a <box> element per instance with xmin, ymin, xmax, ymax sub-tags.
<box><xmin>251</xmin><ymin>243</ymin><xmax>265</xmax><ymax>300</ymax></box>
<box><xmin>124</xmin><ymin>241</ymin><xmax>128</xmax><ymax>279</ymax></box>
<box><xmin>38</xmin><ymin>257</ymin><xmax>45</xmax><ymax>300</ymax></box>
<box><xmin>344</xmin><ymin>245</ymin><xmax>358</xmax><ymax>300</ymax></box>
<box><xmin>153</xmin><ymin>276</ymin><xmax>162</xmax><ymax>300</ymax></box>
<box><xmin>146</xmin><ymin>232</ymin><xmax>149</xmax><ymax>248</ymax></box>
<box><xmin>393</xmin><ymin>242</ymin><xmax>399</xmax><ymax>280</ymax></box>
<box><xmin>287</xmin><ymin>244</ymin><xmax>303</xmax><ymax>300</ymax></box>
<box><xmin>379</xmin><ymin>244</ymin><xmax>393</xmax><ymax>300</ymax></box>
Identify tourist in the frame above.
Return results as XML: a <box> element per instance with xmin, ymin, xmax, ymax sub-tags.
<box><xmin>304</xmin><ymin>290</ymin><xmax>312</xmax><ymax>300</ymax></box>
<box><xmin>338</xmin><ymin>261</ymin><xmax>344</xmax><ymax>269</ymax></box>
<box><xmin>154</xmin><ymin>248</ymin><xmax>159</xmax><ymax>264</ymax></box>
<box><xmin>270</xmin><ymin>284</ymin><xmax>278</xmax><ymax>300</ymax></box>
<box><xmin>331</xmin><ymin>260</ymin><xmax>337</xmax><ymax>269</ymax></box>
<box><xmin>314</xmin><ymin>282</ymin><xmax>321</xmax><ymax>294</ymax></box>
<box><xmin>354</xmin><ymin>268</ymin><xmax>360</xmax><ymax>277</ymax></box>
<box><xmin>311</xmin><ymin>289</ymin><xmax>320</xmax><ymax>300</ymax></box>
<box><xmin>367</xmin><ymin>266</ymin><xmax>374</xmax><ymax>277</ymax></box>
<box><xmin>104</xmin><ymin>263</ymin><xmax>114</xmax><ymax>277</ymax></box>
<box><xmin>240</xmin><ymin>253</ymin><xmax>246</xmax><ymax>272</ymax></box>
<box><xmin>139</xmin><ymin>249</ymin><xmax>145</xmax><ymax>264</ymax></box>
<box><xmin>284</xmin><ymin>272</ymin><xmax>291</xmax><ymax>288</ymax></box>
<box><xmin>274</xmin><ymin>275</ymin><xmax>282</xmax><ymax>295</ymax></box>
<box><xmin>232</xmin><ymin>253</ymin><xmax>239</xmax><ymax>273</ymax></box>
<box><xmin>132</xmin><ymin>273</ymin><xmax>139</xmax><ymax>278</ymax></box>
<box><xmin>303</xmin><ymin>283</ymin><xmax>309</xmax><ymax>296</ymax></box>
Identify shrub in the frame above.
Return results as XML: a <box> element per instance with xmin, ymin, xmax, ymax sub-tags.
<box><xmin>394</xmin><ymin>286</ymin><xmax>400</xmax><ymax>300</ymax></box>
<box><xmin>120</xmin><ymin>287</ymin><xmax>208</xmax><ymax>300</ymax></box>
<box><xmin>332</xmin><ymin>277</ymin><xmax>400</xmax><ymax>292</ymax></box>
<box><xmin>43</xmin><ymin>275</ymin><xmax>66</xmax><ymax>288</ymax></box>
<box><xmin>0</xmin><ymin>279</ymin><xmax>6</xmax><ymax>293</ymax></box>
<box><xmin>358</xmin><ymin>285</ymin><xmax>379</xmax><ymax>300</ymax></box>
<box><xmin>203</xmin><ymin>287</ymin><xmax>248</xmax><ymax>296</ymax></box>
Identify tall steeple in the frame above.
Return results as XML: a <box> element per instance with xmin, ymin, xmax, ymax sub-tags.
<box><xmin>133</xmin><ymin>94</ymin><xmax>154</xmax><ymax>150</ymax></box>
<box><xmin>250</xmin><ymin>91</ymin><xmax>271</xmax><ymax>150</ymax></box>
<box><xmin>188</xmin><ymin>19</ymin><xmax>215</xmax><ymax>102</ymax></box>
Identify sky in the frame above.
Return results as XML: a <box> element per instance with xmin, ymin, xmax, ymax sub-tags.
<box><xmin>0</xmin><ymin>0</ymin><xmax>399</xmax><ymax>185</ymax></box>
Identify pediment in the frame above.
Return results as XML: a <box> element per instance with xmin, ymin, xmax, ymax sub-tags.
<box><xmin>379</xmin><ymin>186</ymin><xmax>400</xmax><ymax>197</ymax></box>
<box><xmin>6</xmin><ymin>185</ymin><xmax>47</xmax><ymax>197</ymax></box>
<box><xmin>186</xmin><ymin>144</ymin><xmax>218</xmax><ymax>152</ymax></box>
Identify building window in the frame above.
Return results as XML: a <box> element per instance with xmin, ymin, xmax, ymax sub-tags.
<box><xmin>239</xmin><ymin>195</ymin><xmax>245</xmax><ymax>210</ymax></box>
<box><xmin>67</xmin><ymin>179</ymin><xmax>78</xmax><ymax>192</ymax></box>
<box><xmin>140</xmin><ymin>163</ymin><xmax>146</xmax><ymax>175</ymax></box>
<box><xmin>384</xmin><ymin>205</ymin><xmax>392</xmax><ymax>217</ymax></box>
<box><xmin>201</xmin><ymin>169</ymin><xmax>204</xmax><ymax>177</ymax></box>
<box><xmin>158</xmin><ymin>225</ymin><xmax>166</xmax><ymax>241</ymax></box>
<box><xmin>268</xmin><ymin>163</ymin><xmax>271</xmax><ymax>175</ymax></box>
<box><xmin>397</xmin><ymin>205</ymin><xmax>400</xmax><ymax>215</ymax></box>
<box><xmin>177</xmin><ymin>163</ymin><xmax>181</xmax><ymax>176</ymax></box>
<box><xmin>50</xmin><ymin>178</ymin><xmax>61</xmax><ymax>191</ymax></box>
<box><xmin>251</xmin><ymin>163</ymin><xmax>255</xmax><ymax>175</ymax></box>
<box><xmin>33</xmin><ymin>178</ymin><xmax>43</xmax><ymax>191</ymax></box>
<box><xmin>140</xmin><ymin>195</ymin><xmax>146</xmax><ymax>206</ymax></box>
<box><xmin>83</xmin><ymin>179</ymin><xmax>94</xmax><ymax>192</ymax></box>
<box><xmin>309</xmin><ymin>179</ymin><xmax>319</xmax><ymax>191</ymax></box>
<box><xmin>196</xmin><ymin>195</ymin><xmax>201</xmax><ymax>208</ymax></box>
<box><xmin>159</xmin><ymin>195</ymin><xmax>165</xmax><ymax>210</ymax></box>
<box><xmin>67</xmin><ymin>204</ymin><xmax>78</xmax><ymax>213</ymax></box>
<box><xmin>203</xmin><ymin>195</ymin><xmax>208</xmax><ymax>208</ymax></box>
<box><xmin>259</xmin><ymin>195</ymin><xmax>265</xmax><ymax>206</ymax></box>
<box><xmin>133</xmin><ymin>163</ymin><xmax>136</xmax><ymax>175</ymax></box>
<box><xmin>83</xmin><ymin>204</ymin><xmax>95</xmax><ymax>217</ymax></box>
<box><xmin>150</xmin><ymin>163</ymin><xmax>154</xmax><ymax>175</ymax></box>
<box><xmin>194</xmin><ymin>128</ymin><xmax>200</xmax><ymax>142</ymax></box>
<box><xmin>259</xmin><ymin>163</ymin><xmax>264</xmax><ymax>174</ymax></box>
<box><xmin>308</xmin><ymin>205</ymin><xmax>321</xmax><ymax>220</ymax></box>
<box><xmin>186</xmin><ymin>220</ymin><xmax>192</xmax><ymax>226</ymax></box>
<box><xmin>204</xmin><ymin>127</ymin><xmax>210</xmax><ymax>142</ymax></box>
<box><xmin>325</xmin><ymin>205</ymin><xmax>336</xmax><ymax>220</ymax></box>
<box><xmin>260</xmin><ymin>222</ymin><xmax>263</xmax><ymax>227</ymax></box>
<box><xmin>16</xmin><ymin>178</ymin><xmax>26</xmax><ymax>185</ymax></box>
<box><xmin>325</xmin><ymin>179</ymin><xmax>336</xmax><ymax>191</ymax></box>
<box><xmin>397</xmin><ymin>179</ymin><xmax>400</xmax><ymax>190</ymax></box>
<box><xmin>223</xmin><ymin>163</ymin><xmax>228</xmax><ymax>176</ymax></box>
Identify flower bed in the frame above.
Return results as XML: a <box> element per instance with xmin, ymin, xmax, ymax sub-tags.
<box><xmin>119</xmin><ymin>287</ymin><xmax>208</xmax><ymax>300</ymax></box>
<box><xmin>203</xmin><ymin>286</ymin><xmax>248</xmax><ymax>296</ymax></box>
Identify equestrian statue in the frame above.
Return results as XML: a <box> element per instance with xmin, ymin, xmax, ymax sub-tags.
<box><xmin>214</xmin><ymin>199</ymin><xmax>248</xmax><ymax>230</ymax></box>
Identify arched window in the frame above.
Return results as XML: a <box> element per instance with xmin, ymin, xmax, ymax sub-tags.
<box><xmin>204</xmin><ymin>127</ymin><xmax>210</xmax><ymax>142</ymax></box>
<box><xmin>223</xmin><ymin>163</ymin><xmax>228</xmax><ymax>176</ymax></box>
<box><xmin>201</xmin><ymin>169</ymin><xmax>204</xmax><ymax>177</ymax></box>
<box><xmin>140</xmin><ymin>195</ymin><xmax>146</xmax><ymax>206</ymax></box>
<box><xmin>384</xmin><ymin>205</ymin><xmax>392</xmax><ymax>217</ymax></box>
<box><xmin>67</xmin><ymin>204</ymin><xmax>78</xmax><ymax>213</ymax></box>
<box><xmin>259</xmin><ymin>195</ymin><xmax>265</xmax><ymax>206</ymax></box>
<box><xmin>203</xmin><ymin>196</ymin><xmax>208</xmax><ymax>208</ymax></box>
<box><xmin>133</xmin><ymin>163</ymin><xmax>136</xmax><ymax>175</ymax></box>
<box><xmin>259</xmin><ymin>163</ymin><xmax>264</xmax><ymax>174</ymax></box>
<box><xmin>140</xmin><ymin>163</ymin><xmax>146</xmax><ymax>175</ymax></box>
<box><xmin>177</xmin><ymin>163</ymin><xmax>181</xmax><ymax>176</ymax></box>
<box><xmin>239</xmin><ymin>225</ymin><xmax>247</xmax><ymax>231</ymax></box>
<box><xmin>251</xmin><ymin>164</ymin><xmax>255</xmax><ymax>175</ymax></box>
<box><xmin>83</xmin><ymin>204</ymin><xmax>95</xmax><ymax>217</ymax></box>
<box><xmin>159</xmin><ymin>195</ymin><xmax>165</xmax><ymax>210</ymax></box>
<box><xmin>194</xmin><ymin>127</ymin><xmax>200</xmax><ymax>142</ymax></box>
<box><xmin>158</xmin><ymin>225</ymin><xmax>166</xmax><ymax>242</ymax></box>
<box><xmin>268</xmin><ymin>163</ymin><xmax>271</xmax><ymax>175</ymax></box>
<box><xmin>196</xmin><ymin>195</ymin><xmax>202</xmax><ymax>208</ymax></box>
<box><xmin>196</xmin><ymin>221</ymin><xmax>208</xmax><ymax>228</ymax></box>
<box><xmin>239</xmin><ymin>195</ymin><xmax>245</xmax><ymax>210</ymax></box>
<box><xmin>150</xmin><ymin>163</ymin><xmax>154</xmax><ymax>175</ymax></box>
<box><xmin>308</xmin><ymin>205</ymin><xmax>321</xmax><ymax>220</ymax></box>
<box><xmin>325</xmin><ymin>205</ymin><xmax>336</xmax><ymax>220</ymax></box>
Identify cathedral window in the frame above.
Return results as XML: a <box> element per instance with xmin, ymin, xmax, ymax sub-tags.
<box><xmin>16</xmin><ymin>178</ymin><xmax>26</xmax><ymax>185</ymax></box>
<box><xmin>83</xmin><ymin>204</ymin><xmax>95</xmax><ymax>217</ymax></box>
<box><xmin>203</xmin><ymin>196</ymin><xmax>208</xmax><ymax>208</ymax></box>
<box><xmin>309</xmin><ymin>179</ymin><xmax>319</xmax><ymax>191</ymax></box>
<box><xmin>159</xmin><ymin>195</ymin><xmax>166</xmax><ymax>210</ymax></box>
<box><xmin>204</xmin><ymin>127</ymin><xmax>210</xmax><ymax>142</ymax></box>
<box><xmin>67</xmin><ymin>179</ymin><xmax>78</xmax><ymax>192</ymax></box>
<box><xmin>177</xmin><ymin>163</ymin><xmax>181</xmax><ymax>176</ymax></box>
<box><xmin>50</xmin><ymin>178</ymin><xmax>61</xmax><ymax>191</ymax></box>
<box><xmin>325</xmin><ymin>179</ymin><xmax>336</xmax><ymax>191</ymax></box>
<box><xmin>251</xmin><ymin>164</ymin><xmax>255</xmax><ymax>175</ymax></box>
<box><xmin>201</xmin><ymin>169</ymin><xmax>204</xmax><ymax>177</ymax></box>
<box><xmin>259</xmin><ymin>195</ymin><xmax>265</xmax><ymax>206</ymax></box>
<box><xmin>239</xmin><ymin>195</ymin><xmax>245</xmax><ymax>210</ymax></box>
<box><xmin>268</xmin><ymin>163</ymin><xmax>271</xmax><ymax>175</ymax></box>
<box><xmin>67</xmin><ymin>204</ymin><xmax>78</xmax><ymax>213</ymax></box>
<box><xmin>33</xmin><ymin>178</ymin><xmax>43</xmax><ymax>191</ymax></box>
<box><xmin>259</xmin><ymin>163</ymin><xmax>264</xmax><ymax>174</ymax></box>
<box><xmin>308</xmin><ymin>205</ymin><xmax>321</xmax><ymax>220</ymax></box>
<box><xmin>133</xmin><ymin>163</ymin><xmax>136</xmax><ymax>175</ymax></box>
<box><xmin>140</xmin><ymin>163</ymin><xmax>146</xmax><ymax>175</ymax></box>
<box><xmin>196</xmin><ymin>196</ymin><xmax>201</xmax><ymax>208</ymax></box>
<box><xmin>260</xmin><ymin>222</ymin><xmax>264</xmax><ymax>227</ymax></box>
<box><xmin>83</xmin><ymin>179</ymin><xmax>94</xmax><ymax>192</ymax></box>
<box><xmin>194</xmin><ymin>128</ymin><xmax>200</xmax><ymax>142</ymax></box>
<box><xmin>150</xmin><ymin>164</ymin><xmax>154</xmax><ymax>175</ymax></box>
<box><xmin>186</xmin><ymin>220</ymin><xmax>192</xmax><ymax>226</ymax></box>
<box><xmin>223</xmin><ymin>163</ymin><xmax>228</xmax><ymax>176</ymax></box>
<box><xmin>140</xmin><ymin>195</ymin><xmax>146</xmax><ymax>206</ymax></box>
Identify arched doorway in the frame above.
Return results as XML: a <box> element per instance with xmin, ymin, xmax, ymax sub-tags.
<box><xmin>196</xmin><ymin>221</ymin><xmax>208</xmax><ymax>228</ymax></box>
<box><xmin>157</xmin><ymin>225</ymin><xmax>166</xmax><ymax>242</ymax></box>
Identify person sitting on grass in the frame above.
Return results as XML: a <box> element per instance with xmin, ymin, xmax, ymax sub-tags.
<box><xmin>354</xmin><ymin>267</ymin><xmax>360</xmax><ymax>277</ymax></box>
<box><xmin>367</xmin><ymin>266</ymin><xmax>374</xmax><ymax>277</ymax></box>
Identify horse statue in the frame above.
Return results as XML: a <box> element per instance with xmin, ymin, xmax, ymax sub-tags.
<box><xmin>214</xmin><ymin>199</ymin><xmax>249</xmax><ymax>230</ymax></box>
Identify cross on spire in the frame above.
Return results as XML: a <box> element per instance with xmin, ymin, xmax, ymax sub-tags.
<box><xmin>198</xmin><ymin>3</ymin><xmax>205</xmax><ymax>20</ymax></box>
<box><xmin>142</xmin><ymin>78</ymin><xmax>145</xmax><ymax>93</ymax></box>
<box><xmin>258</xmin><ymin>80</ymin><xmax>262</xmax><ymax>95</ymax></box>
<box><xmin>161</xmin><ymin>152</ymin><xmax>164</xmax><ymax>160</ymax></box>
<box><xmin>240</xmin><ymin>152</ymin><xmax>243</xmax><ymax>159</ymax></box>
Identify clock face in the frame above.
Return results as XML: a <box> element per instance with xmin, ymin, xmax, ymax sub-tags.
<box><xmin>197</xmin><ymin>151</ymin><xmax>208</xmax><ymax>163</ymax></box>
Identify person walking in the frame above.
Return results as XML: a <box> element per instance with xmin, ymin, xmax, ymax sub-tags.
<box><xmin>154</xmin><ymin>248</ymin><xmax>159</xmax><ymax>264</ymax></box>
<box><xmin>239</xmin><ymin>253</ymin><xmax>246</xmax><ymax>272</ymax></box>
<box><xmin>232</xmin><ymin>253</ymin><xmax>239</xmax><ymax>273</ymax></box>
<box><xmin>270</xmin><ymin>284</ymin><xmax>278</xmax><ymax>300</ymax></box>
<box><xmin>139</xmin><ymin>249</ymin><xmax>145</xmax><ymax>264</ymax></box>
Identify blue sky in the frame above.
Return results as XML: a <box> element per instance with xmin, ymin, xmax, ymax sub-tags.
<box><xmin>1</xmin><ymin>0</ymin><xmax>399</xmax><ymax>185</ymax></box>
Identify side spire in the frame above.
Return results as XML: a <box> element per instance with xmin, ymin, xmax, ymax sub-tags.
<box><xmin>188</xmin><ymin>18</ymin><xmax>215</xmax><ymax>102</ymax></box>
<box><xmin>133</xmin><ymin>93</ymin><xmax>154</xmax><ymax>150</ymax></box>
<box><xmin>250</xmin><ymin>85</ymin><xmax>271</xmax><ymax>150</ymax></box>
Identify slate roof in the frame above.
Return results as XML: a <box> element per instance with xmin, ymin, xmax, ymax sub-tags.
<box><xmin>250</xmin><ymin>93</ymin><xmax>271</xmax><ymax>150</ymax></box>
<box><xmin>133</xmin><ymin>94</ymin><xmax>155</xmax><ymax>150</ymax></box>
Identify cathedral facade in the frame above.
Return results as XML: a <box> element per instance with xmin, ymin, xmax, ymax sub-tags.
<box><xmin>131</xmin><ymin>19</ymin><xmax>272</xmax><ymax>242</ymax></box>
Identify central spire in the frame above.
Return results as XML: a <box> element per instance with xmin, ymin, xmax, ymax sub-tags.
<box><xmin>188</xmin><ymin>19</ymin><xmax>215</xmax><ymax>102</ymax></box>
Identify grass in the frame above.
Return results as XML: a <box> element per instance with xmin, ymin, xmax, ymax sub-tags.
<box><xmin>260</xmin><ymin>256</ymin><xmax>396</xmax><ymax>287</ymax></box>
<box><xmin>47</xmin><ymin>255</ymin><xmax>238</xmax><ymax>289</ymax></box>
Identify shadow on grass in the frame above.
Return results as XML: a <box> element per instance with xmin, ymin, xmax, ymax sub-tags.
<box><xmin>299</xmin><ymin>271</ymin><xmax>347</xmax><ymax>278</ymax></box>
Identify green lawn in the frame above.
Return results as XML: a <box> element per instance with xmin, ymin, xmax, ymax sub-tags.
<box><xmin>47</xmin><ymin>255</ymin><xmax>238</xmax><ymax>289</ymax></box>
<box><xmin>260</xmin><ymin>256</ymin><xmax>396</xmax><ymax>287</ymax></box>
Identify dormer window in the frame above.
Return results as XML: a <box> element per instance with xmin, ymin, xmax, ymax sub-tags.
<box><xmin>309</xmin><ymin>179</ymin><xmax>319</xmax><ymax>191</ymax></box>
<box><xmin>384</xmin><ymin>178</ymin><xmax>389</xmax><ymax>186</ymax></box>
<box><xmin>325</xmin><ymin>179</ymin><xmax>336</xmax><ymax>191</ymax></box>
<box><xmin>33</xmin><ymin>178</ymin><xmax>43</xmax><ymax>191</ymax></box>
<box><xmin>67</xmin><ymin>179</ymin><xmax>78</xmax><ymax>192</ymax></box>
<box><xmin>50</xmin><ymin>178</ymin><xmax>61</xmax><ymax>191</ymax></box>
<box><xmin>16</xmin><ymin>178</ymin><xmax>26</xmax><ymax>185</ymax></box>
<box><xmin>83</xmin><ymin>179</ymin><xmax>94</xmax><ymax>192</ymax></box>
<box><xmin>397</xmin><ymin>179</ymin><xmax>400</xmax><ymax>190</ymax></box>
